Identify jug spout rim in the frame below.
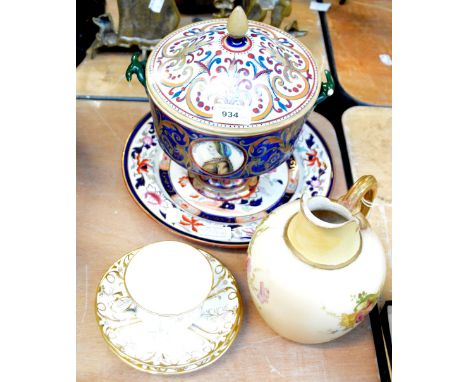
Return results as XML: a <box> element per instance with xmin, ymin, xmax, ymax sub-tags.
<box><xmin>285</xmin><ymin>195</ymin><xmax>363</xmax><ymax>270</ymax></box>
<box><xmin>300</xmin><ymin>194</ymin><xmax>358</xmax><ymax>229</ymax></box>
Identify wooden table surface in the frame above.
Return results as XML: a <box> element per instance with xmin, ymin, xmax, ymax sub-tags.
<box><xmin>343</xmin><ymin>106</ymin><xmax>392</xmax><ymax>301</ymax></box>
<box><xmin>77</xmin><ymin>100</ymin><xmax>380</xmax><ymax>381</ymax></box>
<box><xmin>326</xmin><ymin>0</ymin><xmax>392</xmax><ymax>105</ymax></box>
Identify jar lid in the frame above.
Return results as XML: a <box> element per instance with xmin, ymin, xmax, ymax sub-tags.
<box><xmin>145</xmin><ymin>6</ymin><xmax>321</xmax><ymax>135</ymax></box>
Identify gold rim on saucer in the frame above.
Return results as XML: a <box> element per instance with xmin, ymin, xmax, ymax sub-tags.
<box><xmin>95</xmin><ymin>247</ymin><xmax>243</xmax><ymax>375</ymax></box>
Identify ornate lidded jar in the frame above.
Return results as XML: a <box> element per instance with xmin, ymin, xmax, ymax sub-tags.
<box><xmin>127</xmin><ymin>6</ymin><xmax>334</xmax><ymax>201</ymax></box>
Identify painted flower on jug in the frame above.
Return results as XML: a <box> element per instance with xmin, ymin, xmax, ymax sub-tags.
<box><xmin>257</xmin><ymin>281</ymin><xmax>270</xmax><ymax>304</ymax></box>
<box><xmin>339</xmin><ymin>292</ymin><xmax>378</xmax><ymax>329</ymax></box>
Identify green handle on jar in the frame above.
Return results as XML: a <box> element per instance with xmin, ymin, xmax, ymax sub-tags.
<box><xmin>314</xmin><ymin>70</ymin><xmax>334</xmax><ymax>106</ymax></box>
<box><xmin>126</xmin><ymin>52</ymin><xmax>147</xmax><ymax>87</ymax></box>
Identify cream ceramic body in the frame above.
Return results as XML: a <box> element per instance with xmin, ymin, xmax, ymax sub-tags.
<box><xmin>247</xmin><ymin>176</ymin><xmax>386</xmax><ymax>344</ymax></box>
<box><xmin>124</xmin><ymin>241</ymin><xmax>213</xmax><ymax>315</ymax></box>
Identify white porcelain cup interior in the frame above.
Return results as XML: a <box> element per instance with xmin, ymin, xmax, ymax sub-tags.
<box><xmin>302</xmin><ymin>195</ymin><xmax>355</xmax><ymax>228</ymax></box>
<box><xmin>124</xmin><ymin>241</ymin><xmax>213</xmax><ymax>316</ymax></box>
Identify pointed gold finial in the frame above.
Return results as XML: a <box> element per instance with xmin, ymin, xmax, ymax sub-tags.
<box><xmin>227</xmin><ymin>6</ymin><xmax>248</xmax><ymax>39</ymax></box>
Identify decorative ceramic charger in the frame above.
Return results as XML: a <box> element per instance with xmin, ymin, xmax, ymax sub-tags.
<box><xmin>96</xmin><ymin>247</ymin><xmax>242</xmax><ymax>375</ymax></box>
<box><xmin>122</xmin><ymin>113</ymin><xmax>333</xmax><ymax>247</ymax></box>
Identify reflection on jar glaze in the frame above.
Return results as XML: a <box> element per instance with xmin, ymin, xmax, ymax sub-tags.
<box><xmin>191</xmin><ymin>140</ymin><xmax>246</xmax><ymax>176</ymax></box>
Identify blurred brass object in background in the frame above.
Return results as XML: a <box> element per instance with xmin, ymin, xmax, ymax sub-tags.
<box><xmin>244</xmin><ymin>0</ymin><xmax>291</xmax><ymax>27</ymax></box>
<box><xmin>213</xmin><ymin>0</ymin><xmax>235</xmax><ymax>18</ymax></box>
<box><xmin>212</xmin><ymin>0</ymin><xmax>292</xmax><ymax>27</ymax></box>
<box><xmin>90</xmin><ymin>0</ymin><xmax>180</xmax><ymax>59</ymax></box>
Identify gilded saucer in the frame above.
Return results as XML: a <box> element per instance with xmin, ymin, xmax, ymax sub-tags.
<box><xmin>122</xmin><ymin>113</ymin><xmax>333</xmax><ymax>247</ymax></box>
<box><xmin>96</xmin><ymin>247</ymin><xmax>242</xmax><ymax>375</ymax></box>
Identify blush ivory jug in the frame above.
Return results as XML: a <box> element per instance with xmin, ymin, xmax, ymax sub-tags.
<box><xmin>247</xmin><ymin>175</ymin><xmax>386</xmax><ymax>344</ymax></box>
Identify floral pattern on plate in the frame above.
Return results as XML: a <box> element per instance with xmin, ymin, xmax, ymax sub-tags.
<box><xmin>122</xmin><ymin>113</ymin><xmax>333</xmax><ymax>246</ymax></box>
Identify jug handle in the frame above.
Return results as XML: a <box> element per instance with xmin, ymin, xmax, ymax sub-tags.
<box><xmin>126</xmin><ymin>52</ymin><xmax>147</xmax><ymax>87</ymax></box>
<box><xmin>338</xmin><ymin>175</ymin><xmax>378</xmax><ymax>217</ymax></box>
